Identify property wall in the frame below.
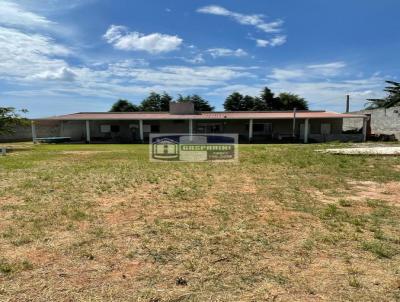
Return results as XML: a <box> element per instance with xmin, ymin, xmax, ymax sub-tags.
<box><xmin>0</xmin><ymin>121</ymin><xmax>61</xmax><ymax>142</ymax></box>
<box><xmin>343</xmin><ymin>106</ymin><xmax>400</xmax><ymax>139</ymax></box>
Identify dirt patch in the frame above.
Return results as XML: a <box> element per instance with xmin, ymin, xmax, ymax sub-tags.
<box><xmin>61</xmin><ymin>151</ymin><xmax>113</xmax><ymax>155</ymax></box>
<box><xmin>347</xmin><ymin>180</ymin><xmax>400</xmax><ymax>205</ymax></box>
<box><xmin>212</xmin><ymin>173</ymin><xmax>257</xmax><ymax>194</ymax></box>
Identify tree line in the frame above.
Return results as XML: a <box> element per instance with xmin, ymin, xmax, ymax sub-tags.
<box><xmin>110</xmin><ymin>93</ymin><xmax>214</xmax><ymax>112</ymax></box>
<box><xmin>110</xmin><ymin>87</ymin><xmax>309</xmax><ymax>112</ymax></box>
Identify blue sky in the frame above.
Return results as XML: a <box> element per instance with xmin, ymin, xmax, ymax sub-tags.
<box><xmin>1</xmin><ymin>0</ymin><xmax>399</xmax><ymax>117</ymax></box>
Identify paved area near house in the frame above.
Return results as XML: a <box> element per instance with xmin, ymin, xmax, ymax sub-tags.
<box><xmin>324</xmin><ymin>146</ymin><xmax>400</xmax><ymax>155</ymax></box>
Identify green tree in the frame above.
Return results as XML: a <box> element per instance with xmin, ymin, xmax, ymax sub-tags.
<box><xmin>259</xmin><ymin>87</ymin><xmax>280</xmax><ymax>110</ymax></box>
<box><xmin>241</xmin><ymin>95</ymin><xmax>256</xmax><ymax>110</ymax></box>
<box><xmin>252</xmin><ymin>97</ymin><xmax>268</xmax><ymax>111</ymax></box>
<box><xmin>366</xmin><ymin>80</ymin><xmax>400</xmax><ymax>109</ymax></box>
<box><xmin>0</xmin><ymin>107</ymin><xmax>28</xmax><ymax>134</ymax></box>
<box><xmin>177</xmin><ymin>94</ymin><xmax>214</xmax><ymax>111</ymax></box>
<box><xmin>224</xmin><ymin>93</ymin><xmax>258</xmax><ymax>111</ymax></box>
<box><xmin>224</xmin><ymin>92</ymin><xmax>243</xmax><ymax>111</ymax></box>
<box><xmin>109</xmin><ymin>99</ymin><xmax>139</xmax><ymax>112</ymax></box>
<box><xmin>277</xmin><ymin>93</ymin><xmax>309</xmax><ymax>110</ymax></box>
<box><xmin>159</xmin><ymin>92</ymin><xmax>173</xmax><ymax>111</ymax></box>
<box><xmin>140</xmin><ymin>92</ymin><xmax>172</xmax><ymax>111</ymax></box>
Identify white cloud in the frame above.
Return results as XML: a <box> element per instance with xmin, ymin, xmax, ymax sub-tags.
<box><xmin>3</xmin><ymin>64</ymin><xmax>255</xmax><ymax>107</ymax></box>
<box><xmin>207</xmin><ymin>48</ymin><xmax>248</xmax><ymax>58</ymax></box>
<box><xmin>0</xmin><ymin>26</ymin><xmax>71</xmax><ymax>80</ymax></box>
<box><xmin>197</xmin><ymin>5</ymin><xmax>231</xmax><ymax>16</ymax></box>
<box><xmin>307</xmin><ymin>61</ymin><xmax>346</xmax><ymax>76</ymax></box>
<box><xmin>12</xmin><ymin>0</ymin><xmax>95</xmax><ymax>12</ymax></box>
<box><xmin>0</xmin><ymin>1</ymin><xmax>54</xmax><ymax>29</ymax></box>
<box><xmin>268</xmin><ymin>78</ymin><xmax>385</xmax><ymax>111</ymax></box>
<box><xmin>197</xmin><ymin>5</ymin><xmax>283</xmax><ymax>33</ymax></box>
<box><xmin>121</xmin><ymin>66</ymin><xmax>252</xmax><ymax>86</ymax></box>
<box><xmin>269</xmin><ymin>68</ymin><xmax>304</xmax><ymax>81</ymax></box>
<box><xmin>103</xmin><ymin>25</ymin><xmax>183</xmax><ymax>54</ymax></box>
<box><xmin>255</xmin><ymin>35</ymin><xmax>286</xmax><ymax>47</ymax></box>
<box><xmin>265</xmin><ymin>62</ymin><xmax>385</xmax><ymax>111</ymax></box>
<box><xmin>206</xmin><ymin>84</ymin><xmax>262</xmax><ymax>97</ymax></box>
<box><xmin>270</xmin><ymin>35</ymin><xmax>286</xmax><ymax>46</ymax></box>
<box><xmin>256</xmin><ymin>39</ymin><xmax>269</xmax><ymax>47</ymax></box>
<box><xmin>268</xmin><ymin>61</ymin><xmax>347</xmax><ymax>81</ymax></box>
<box><xmin>182</xmin><ymin>54</ymin><xmax>205</xmax><ymax>64</ymax></box>
<box><xmin>32</xmin><ymin>67</ymin><xmax>77</xmax><ymax>81</ymax></box>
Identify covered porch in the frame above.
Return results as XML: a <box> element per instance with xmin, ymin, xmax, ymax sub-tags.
<box><xmin>31</xmin><ymin>115</ymin><xmax>367</xmax><ymax>144</ymax></box>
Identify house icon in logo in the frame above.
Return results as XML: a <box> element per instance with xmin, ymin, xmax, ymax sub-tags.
<box><xmin>152</xmin><ymin>137</ymin><xmax>179</xmax><ymax>160</ymax></box>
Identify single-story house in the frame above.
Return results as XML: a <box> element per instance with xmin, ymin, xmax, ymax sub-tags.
<box><xmin>30</xmin><ymin>102</ymin><xmax>367</xmax><ymax>144</ymax></box>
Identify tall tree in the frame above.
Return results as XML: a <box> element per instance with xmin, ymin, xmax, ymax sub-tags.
<box><xmin>366</xmin><ymin>80</ymin><xmax>400</xmax><ymax>109</ymax></box>
<box><xmin>252</xmin><ymin>97</ymin><xmax>268</xmax><ymax>111</ymax></box>
<box><xmin>241</xmin><ymin>95</ymin><xmax>256</xmax><ymax>110</ymax></box>
<box><xmin>140</xmin><ymin>92</ymin><xmax>172</xmax><ymax>111</ymax></box>
<box><xmin>109</xmin><ymin>99</ymin><xmax>139</xmax><ymax>112</ymax></box>
<box><xmin>159</xmin><ymin>92</ymin><xmax>173</xmax><ymax>111</ymax></box>
<box><xmin>277</xmin><ymin>93</ymin><xmax>309</xmax><ymax>110</ymax></box>
<box><xmin>259</xmin><ymin>87</ymin><xmax>279</xmax><ymax>110</ymax></box>
<box><xmin>224</xmin><ymin>92</ymin><xmax>243</xmax><ymax>111</ymax></box>
<box><xmin>224</xmin><ymin>93</ymin><xmax>258</xmax><ymax>111</ymax></box>
<box><xmin>0</xmin><ymin>107</ymin><xmax>28</xmax><ymax>134</ymax></box>
<box><xmin>177</xmin><ymin>94</ymin><xmax>214</xmax><ymax>111</ymax></box>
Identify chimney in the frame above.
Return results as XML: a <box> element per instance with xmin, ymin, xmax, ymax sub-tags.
<box><xmin>345</xmin><ymin>94</ymin><xmax>350</xmax><ymax>113</ymax></box>
<box><xmin>169</xmin><ymin>101</ymin><xmax>195</xmax><ymax>114</ymax></box>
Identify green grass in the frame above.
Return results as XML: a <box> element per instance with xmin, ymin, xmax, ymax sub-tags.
<box><xmin>0</xmin><ymin>142</ymin><xmax>399</xmax><ymax>301</ymax></box>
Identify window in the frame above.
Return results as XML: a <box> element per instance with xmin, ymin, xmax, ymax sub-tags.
<box><xmin>151</xmin><ymin>125</ymin><xmax>160</xmax><ymax>133</ymax></box>
<box><xmin>210</xmin><ymin>125</ymin><xmax>221</xmax><ymax>133</ymax></box>
<box><xmin>173</xmin><ymin>120</ymin><xmax>185</xmax><ymax>124</ymax></box>
<box><xmin>248</xmin><ymin>123</ymin><xmax>272</xmax><ymax>134</ymax></box>
<box><xmin>253</xmin><ymin>124</ymin><xmax>265</xmax><ymax>132</ymax></box>
<box><xmin>110</xmin><ymin>125</ymin><xmax>120</xmax><ymax>133</ymax></box>
<box><xmin>100</xmin><ymin>125</ymin><xmax>111</xmax><ymax>133</ymax></box>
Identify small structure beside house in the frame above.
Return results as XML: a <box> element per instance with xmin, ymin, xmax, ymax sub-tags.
<box><xmin>23</xmin><ymin>102</ymin><xmax>367</xmax><ymax>143</ymax></box>
<box><xmin>343</xmin><ymin>106</ymin><xmax>400</xmax><ymax>140</ymax></box>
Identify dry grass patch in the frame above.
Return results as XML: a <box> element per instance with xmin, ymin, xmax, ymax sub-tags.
<box><xmin>347</xmin><ymin>180</ymin><xmax>400</xmax><ymax>206</ymax></box>
<box><xmin>0</xmin><ymin>143</ymin><xmax>399</xmax><ymax>301</ymax></box>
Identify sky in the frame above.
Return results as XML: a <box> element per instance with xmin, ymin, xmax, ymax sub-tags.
<box><xmin>0</xmin><ymin>0</ymin><xmax>399</xmax><ymax>117</ymax></box>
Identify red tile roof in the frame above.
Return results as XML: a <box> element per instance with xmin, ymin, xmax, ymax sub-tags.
<box><xmin>34</xmin><ymin>111</ymin><xmax>366</xmax><ymax>121</ymax></box>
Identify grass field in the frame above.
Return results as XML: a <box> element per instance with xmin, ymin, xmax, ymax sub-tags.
<box><xmin>0</xmin><ymin>143</ymin><xmax>400</xmax><ymax>301</ymax></box>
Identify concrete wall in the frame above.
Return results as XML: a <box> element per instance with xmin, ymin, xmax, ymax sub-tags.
<box><xmin>169</xmin><ymin>102</ymin><xmax>195</xmax><ymax>114</ymax></box>
<box><xmin>343</xmin><ymin>106</ymin><xmax>400</xmax><ymax>139</ymax></box>
<box><xmin>0</xmin><ymin>121</ymin><xmax>61</xmax><ymax>142</ymax></box>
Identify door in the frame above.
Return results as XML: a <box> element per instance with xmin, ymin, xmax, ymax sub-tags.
<box><xmin>321</xmin><ymin>123</ymin><xmax>331</xmax><ymax>135</ymax></box>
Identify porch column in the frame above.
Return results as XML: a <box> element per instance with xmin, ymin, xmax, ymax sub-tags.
<box><xmin>139</xmin><ymin>120</ymin><xmax>144</xmax><ymax>141</ymax></box>
<box><xmin>31</xmin><ymin>121</ymin><xmax>37</xmax><ymax>144</ymax></box>
<box><xmin>189</xmin><ymin>119</ymin><xmax>193</xmax><ymax>141</ymax></box>
<box><xmin>249</xmin><ymin>119</ymin><xmax>253</xmax><ymax>142</ymax></box>
<box><xmin>60</xmin><ymin>121</ymin><xmax>64</xmax><ymax>137</ymax></box>
<box><xmin>304</xmin><ymin>118</ymin><xmax>309</xmax><ymax>143</ymax></box>
<box><xmin>85</xmin><ymin>120</ymin><xmax>91</xmax><ymax>143</ymax></box>
<box><xmin>362</xmin><ymin>117</ymin><xmax>367</xmax><ymax>142</ymax></box>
